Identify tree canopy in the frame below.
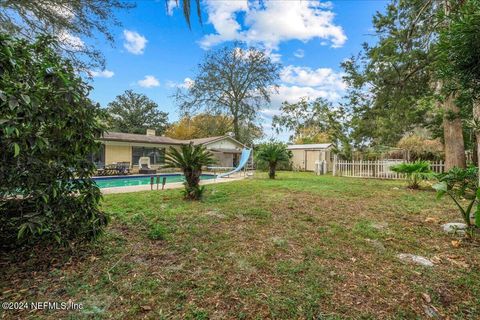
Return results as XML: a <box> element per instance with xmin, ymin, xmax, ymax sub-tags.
<box><xmin>165</xmin><ymin>113</ymin><xmax>262</xmax><ymax>145</ymax></box>
<box><xmin>273</xmin><ymin>98</ymin><xmax>352</xmax><ymax>159</ymax></box>
<box><xmin>106</xmin><ymin>90</ymin><xmax>169</xmax><ymax>135</ymax></box>
<box><xmin>341</xmin><ymin>0</ymin><xmax>475</xmax><ymax>169</ymax></box>
<box><xmin>0</xmin><ymin>0</ymin><xmax>133</xmax><ymax>70</ymax></box>
<box><xmin>175</xmin><ymin>43</ymin><xmax>280</xmax><ymax>142</ymax></box>
<box><xmin>165</xmin><ymin>114</ymin><xmax>232</xmax><ymax>140</ymax></box>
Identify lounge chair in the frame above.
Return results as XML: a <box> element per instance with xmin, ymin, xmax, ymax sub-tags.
<box><xmin>117</xmin><ymin>161</ymin><xmax>131</xmax><ymax>175</ymax></box>
<box><xmin>138</xmin><ymin>156</ymin><xmax>156</xmax><ymax>174</ymax></box>
<box><xmin>95</xmin><ymin>162</ymin><xmax>105</xmax><ymax>176</ymax></box>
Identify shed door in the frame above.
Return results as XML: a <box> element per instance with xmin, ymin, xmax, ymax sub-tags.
<box><xmin>291</xmin><ymin>150</ymin><xmax>305</xmax><ymax>170</ymax></box>
<box><xmin>305</xmin><ymin>150</ymin><xmax>319</xmax><ymax>171</ymax></box>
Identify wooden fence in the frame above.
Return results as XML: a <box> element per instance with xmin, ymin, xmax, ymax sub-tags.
<box><xmin>333</xmin><ymin>159</ymin><xmax>444</xmax><ymax>179</ymax></box>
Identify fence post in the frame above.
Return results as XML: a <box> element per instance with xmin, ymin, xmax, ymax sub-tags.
<box><xmin>333</xmin><ymin>155</ymin><xmax>337</xmax><ymax>176</ymax></box>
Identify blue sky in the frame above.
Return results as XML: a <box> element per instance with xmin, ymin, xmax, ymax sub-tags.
<box><xmin>86</xmin><ymin>0</ymin><xmax>388</xmax><ymax>139</ymax></box>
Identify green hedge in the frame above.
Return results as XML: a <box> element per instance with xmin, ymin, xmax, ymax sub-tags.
<box><xmin>0</xmin><ymin>34</ymin><xmax>108</xmax><ymax>249</ymax></box>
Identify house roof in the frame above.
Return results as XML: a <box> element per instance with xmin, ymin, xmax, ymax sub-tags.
<box><xmin>287</xmin><ymin>143</ymin><xmax>333</xmax><ymax>150</ymax></box>
<box><xmin>188</xmin><ymin>136</ymin><xmax>225</xmax><ymax>145</ymax></box>
<box><xmin>100</xmin><ymin>131</ymin><xmax>245</xmax><ymax>148</ymax></box>
<box><xmin>101</xmin><ymin>131</ymin><xmax>185</xmax><ymax>145</ymax></box>
<box><xmin>188</xmin><ymin>135</ymin><xmax>245</xmax><ymax>148</ymax></box>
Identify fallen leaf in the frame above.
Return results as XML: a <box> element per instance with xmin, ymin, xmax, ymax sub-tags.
<box><xmin>141</xmin><ymin>305</ymin><xmax>152</xmax><ymax>311</ymax></box>
<box><xmin>451</xmin><ymin>240</ymin><xmax>461</xmax><ymax>248</ymax></box>
<box><xmin>430</xmin><ymin>256</ymin><xmax>442</xmax><ymax>264</ymax></box>
<box><xmin>447</xmin><ymin>258</ymin><xmax>469</xmax><ymax>268</ymax></box>
<box><xmin>422</xmin><ymin>293</ymin><xmax>432</xmax><ymax>303</ymax></box>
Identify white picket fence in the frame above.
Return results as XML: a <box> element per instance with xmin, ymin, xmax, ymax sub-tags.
<box><xmin>333</xmin><ymin>159</ymin><xmax>444</xmax><ymax>179</ymax></box>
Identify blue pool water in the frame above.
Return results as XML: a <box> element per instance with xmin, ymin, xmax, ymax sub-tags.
<box><xmin>93</xmin><ymin>174</ymin><xmax>215</xmax><ymax>189</ymax></box>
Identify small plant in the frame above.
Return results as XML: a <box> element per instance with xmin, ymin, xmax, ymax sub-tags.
<box><xmin>164</xmin><ymin>142</ymin><xmax>216</xmax><ymax>200</ymax></box>
<box><xmin>148</xmin><ymin>224</ymin><xmax>168</xmax><ymax>240</ymax></box>
<box><xmin>433</xmin><ymin>166</ymin><xmax>479</xmax><ymax>237</ymax></box>
<box><xmin>390</xmin><ymin>161</ymin><xmax>434</xmax><ymax>189</ymax></box>
<box><xmin>182</xmin><ymin>185</ymin><xmax>205</xmax><ymax>200</ymax></box>
<box><xmin>255</xmin><ymin>142</ymin><xmax>292</xmax><ymax>179</ymax></box>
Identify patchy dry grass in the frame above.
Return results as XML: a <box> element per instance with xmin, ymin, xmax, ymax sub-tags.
<box><xmin>1</xmin><ymin>172</ymin><xmax>480</xmax><ymax>319</ymax></box>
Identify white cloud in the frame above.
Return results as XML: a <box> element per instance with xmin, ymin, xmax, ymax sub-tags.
<box><xmin>263</xmin><ymin>65</ymin><xmax>347</xmax><ymax>118</ymax></box>
<box><xmin>166</xmin><ymin>77</ymin><xmax>194</xmax><ymax>89</ymax></box>
<box><xmin>89</xmin><ymin>69</ymin><xmax>115</xmax><ymax>78</ymax></box>
<box><xmin>200</xmin><ymin>0</ymin><xmax>346</xmax><ymax>51</ymax></box>
<box><xmin>280</xmin><ymin>65</ymin><xmax>346</xmax><ymax>90</ymax></box>
<box><xmin>123</xmin><ymin>30</ymin><xmax>147</xmax><ymax>55</ymax></box>
<box><xmin>57</xmin><ymin>31</ymin><xmax>84</xmax><ymax>51</ymax></box>
<box><xmin>166</xmin><ymin>0</ymin><xmax>179</xmax><ymax>15</ymax></box>
<box><xmin>294</xmin><ymin>49</ymin><xmax>305</xmax><ymax>58</ymax></box>
<box><xmin>50</xmin><ymin>5</ymin><xmax>75</xmax><ymax>20</ymax></box>
<box><xmin>260</xmin><ymin>108</ymin><xmax>282</xmax><ymax>117</ymax></box>
<box><xmin>181</xmin><ymin>77</ymin><xmax>194</xmax><ymax>89</ymax></box>
<box><xmin>138</xmin><ymin>75</ymin><xmax>160</xmax><ymax>88</ymax></box>
<box><xmin>271</xmin><ymin>85</ymin><xmax>341</xmax><ymax>107</ymax></box>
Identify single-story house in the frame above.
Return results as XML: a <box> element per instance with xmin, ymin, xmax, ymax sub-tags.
<box><xmin>91</xmin><ymin>130</ymin><xmax>246</xmax><ymax>170</ymax></box>
<box><xmin>287</xmin><ymin>143</ymin><xmax>335</xmax><ymax>172</ymax></box>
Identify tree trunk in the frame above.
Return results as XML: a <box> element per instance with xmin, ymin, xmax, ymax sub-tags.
<box><xmin>474</xmin><ymin>101</ymin><xmax>480</xmax><ymax>183</ymax></box>
<box><xmin>443</xmin><ymin>94</ymin><xmax>466</xmax><ymax>170</ymax></box>
<box><xmin>231</xmin><ymin>105</ymin><xmax>241</xmax><ymax>142</ymax></box>
<box><xmin>183</xmin><ymin>168</ymin><xmax>202</xmax><ymax>200</ymax></box>
<box><xmin>269</xmin><ymin>163</ymin><xmax>276</xmax><ymax>179</ymax></box>
<box><xmin>233</xmin><ymin>117</ymin><xmax>240</xmax><ymax>141</ymax></box>
<box><xmin>440</xmin><ymin>1</ymin><xmax>465</xmax><ymax>171</ymax></box>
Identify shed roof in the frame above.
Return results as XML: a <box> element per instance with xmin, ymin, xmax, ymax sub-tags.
<box><xmin>287</xmin><ymin>143</ymin><xmax>333</xmax><ymax>150</ymax></box>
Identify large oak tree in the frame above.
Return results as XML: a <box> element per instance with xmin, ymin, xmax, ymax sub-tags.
<box><xmin>106</xmin><ymin>90</ymin><xmax>169</xmax><ymax>135</ymax></box>
<box><xmin>175</xmin><ymin>44</ymin><xmax>280</xmax><ymax>143</ymax></box>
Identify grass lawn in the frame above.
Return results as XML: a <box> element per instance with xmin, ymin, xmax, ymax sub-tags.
<box><xmin>1</xmin><ymin>172</ymin><xmax>480</xmax><ymax>319</ymax></box>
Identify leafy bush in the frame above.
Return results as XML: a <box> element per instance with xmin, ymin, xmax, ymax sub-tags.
<box><xmin>390</xmin><ymin>161</ymin><xmax>434</xmax><ymax>189</ymax></box>
<box><xmin>433</xmin><ymin>166</ymin><xmax>479</xmax><ymax>236</ymax></box>
<box><xmin>164</xmin><ymin>143</ymin><xmax>216</xmax><ymax>200</ymax></box>
<box><xmin>148</xmin><ymin>224</ymin><xmax>169</xmax><ymax>240</ymax></box>
<box><xmin>255</xmin><ymin>142</ymin><xmax>292</xmax><ymax>179</ymax></box>
<box><xmin>0</xmin><ymin>34</ymin><xmax>108</xmax><ymax>249</ymax></box>
<box><xmin>396</xmin><ymin>134</ymin><xmax>444</xmax><ymax>161</ymax></box>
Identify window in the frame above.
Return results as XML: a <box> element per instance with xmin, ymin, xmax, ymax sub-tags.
<box><xmin>132</xmin><ymin>147</ymin><xmax>165</xmax><ymax>166</ymax></box>
<box><xmin>88</xmin><ymin>144</ymin><xmax>105</xmax><ymax>166</ymax></box>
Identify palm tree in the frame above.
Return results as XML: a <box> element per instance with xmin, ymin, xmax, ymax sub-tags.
<box><xmin>390</xmin><ymin>160</ymin><xmax>434</xmax><ymax>189</ymax></box>
<box><xmin>172</xmin><ymin>0</ymin><xmax>202</xmax><ymax>29</ymax></box>
<box><xmin>256</xmin><ymin>142</ymin><xmax>292</xmax><ymax>179</ymax></box>
<box><xmin>164</xmin><ymin>142</ymin><xmax>216</xmax><ymax>200</ymax></box>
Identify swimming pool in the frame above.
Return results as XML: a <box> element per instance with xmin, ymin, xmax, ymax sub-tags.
<box><xmin>93</xmin><ymin>174</ymin><xmax>216</xmax><ymax>189</ymax></box>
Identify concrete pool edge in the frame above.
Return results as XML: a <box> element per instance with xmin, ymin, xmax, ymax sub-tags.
<box><xmin>100</xmin><ymin>173</ymin><xmax>246</xmax><ymax>194</ymax></box>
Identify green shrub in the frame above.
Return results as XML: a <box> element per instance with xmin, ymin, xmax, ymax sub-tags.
<box><xmin>0</xmin><ymin>34</ymin><xmax>108</xmax><ymax>249</ymax></box>
<box><xmin>390</xmin><ymin>161</ymin><xmax>434</xmax><ymax>189</ymax></box>
<box><xmin>148</xmin><ymin>224</ymin><xmax>168</xmax><ymax>240</ymax></box>
<box><xmin>433</xmin><ymin>166</ymin><xmax>479</xmax><ymax>237</ymax></box>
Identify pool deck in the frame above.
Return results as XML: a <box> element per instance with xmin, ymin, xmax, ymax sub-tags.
<box><xmin>100</xmin><ymin>172</ymin><xmax>247</xmax><ymax>194</ymax></box>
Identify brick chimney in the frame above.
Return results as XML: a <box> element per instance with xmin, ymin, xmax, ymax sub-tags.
<box><xmin>146</xmin><ymin>129</ymin><xmax>156</xmax><ymax>136</ymax></box>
